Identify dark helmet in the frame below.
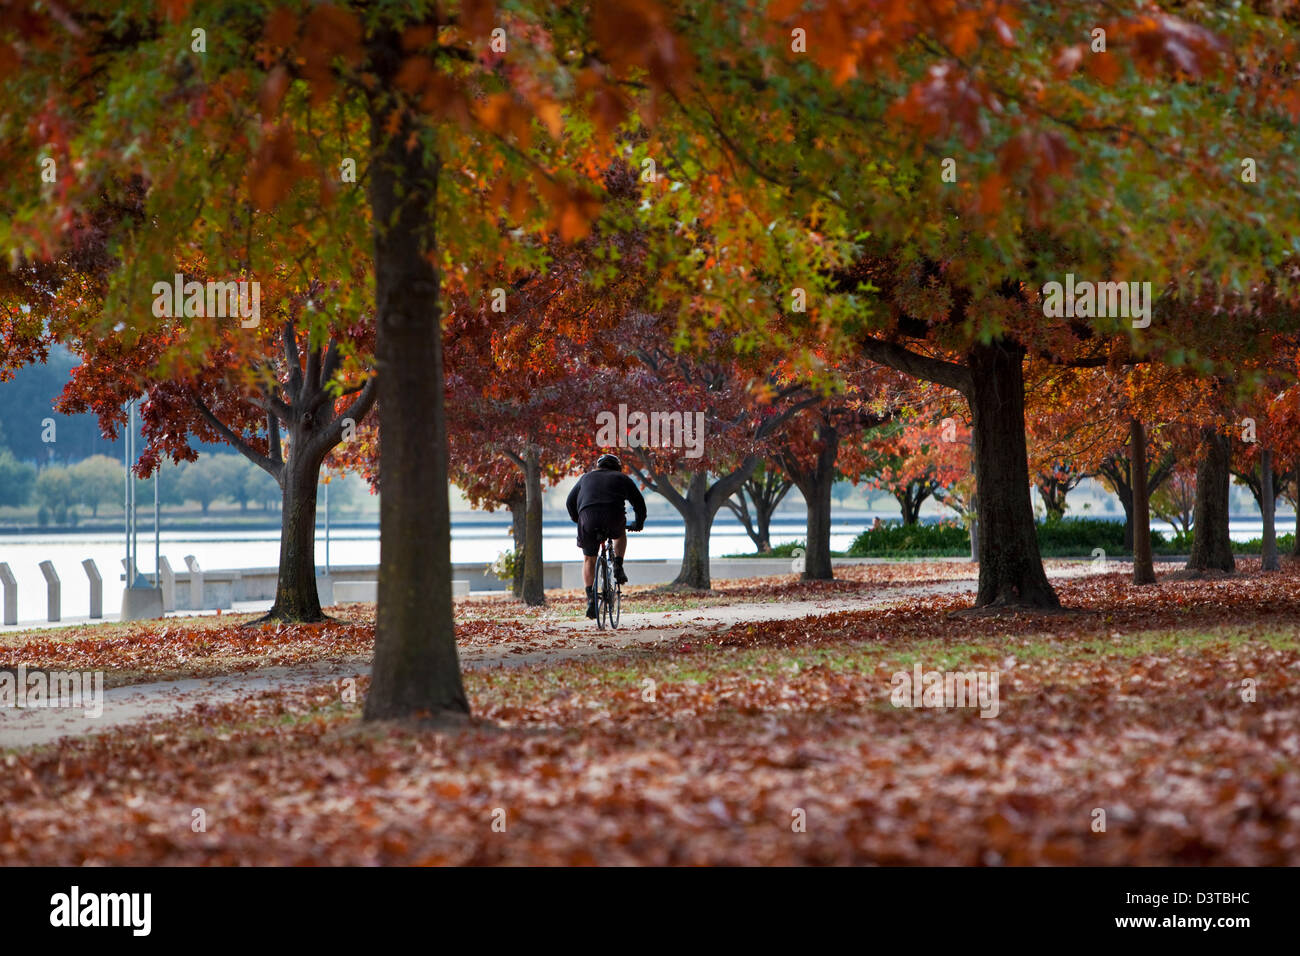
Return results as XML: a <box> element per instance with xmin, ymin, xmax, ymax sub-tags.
<box><xmin>596</xmin><ymin>453</ymin><xmax>622</xmax><ymax>471</ymax></box>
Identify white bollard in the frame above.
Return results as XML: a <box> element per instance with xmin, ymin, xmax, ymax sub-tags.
<box><xmin>158</xmin><ymin>556</ymin><xmax>176</xmax><ymax>612</ymax></box>
<box><xmin>0</xmin><ymin>563</ymin><xmax>16</xmax><ymax>626</ymax></box>
<box><xmin>184</xmin><ymin>555</ymin><xmax>204</xmax><ymax>610</ymax></box>
<box><xmin>39</xmin><ymin>560</ymin><xmax>61</xmax><ymax>623</ymax></box>
<box><xmin>82</xmin><ymin>559</ymin><xmax>103</xmax><ymax>619</ymax></box>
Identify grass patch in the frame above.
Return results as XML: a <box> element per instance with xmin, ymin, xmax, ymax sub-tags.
<box><xmin>465</xmin><ymin>621</ymin><xmax>1300</xmax><ymax>712</ymax></box>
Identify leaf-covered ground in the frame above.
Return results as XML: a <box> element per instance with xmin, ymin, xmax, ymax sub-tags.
<box><xmin>2</xmin><ymin>560</ymin><xmax>1298</xmax><ymax>864</ymax></box>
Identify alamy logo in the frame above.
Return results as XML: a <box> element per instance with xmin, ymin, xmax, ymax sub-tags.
<box><xmin>890</xmin><ymin>663</ymin><xmax>999</xmax><ymax>718</ymax></box>
<box><xmin>50</xmin><ymin>886</ymin><xmax>151</xmax><ymax>936</ymax></box>
<box><xmin>152</xmin><ymin>273</ymin><xmax>260</xmax><ymax>327</ymax></box>
<box><xmin>1</xmin><ymin>666</ymin><xmax>103</xmax><ymax>718</ymax></box>
<box><xmin>1041</xmin><ymin>273</ymin><xmax>1152</xmax><ymax>328</ymax></box>
<box><xmin>595</xmin><ymin>404</ymin><xmax>705</xmax><ymax>459</ymax></box>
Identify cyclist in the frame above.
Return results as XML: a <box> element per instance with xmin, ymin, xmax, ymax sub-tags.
<box><xmin>566</xmin><ymin>453</ymin><xmax>647</xmax><ymax>620</ymax></box>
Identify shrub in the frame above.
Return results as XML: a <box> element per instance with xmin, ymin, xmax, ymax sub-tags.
<box><xmin>847</xmin><ymin>521</ymin><xmax>968</xmax><ymax>556</ymax></box>
<box><xmin>765</xmin><ymin>540</ymin><xmax>807</xmax><ymax>558</ymax></box>
<box><xmin>1231</xmin><ymin>532</ymin><xmax>1296</xmax><ymax>555</ymax></box>
<box><xmin>1037</xmin><ymin>518</ymin><xmax>1128</xmax><ymax>556</ymax></box>
<box><xmin>489</xmin><ymin>549</ymin><xmax>518</xmax><ymax>581</ymax></box>
<box><xmin>846</xmin><ymin>517</ymin><xmax>1183</xmax><ymax>558</ymax></box>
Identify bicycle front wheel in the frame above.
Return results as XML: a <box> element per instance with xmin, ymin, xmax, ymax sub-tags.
<box><xmin>607</xmin><ymin>575</ymin><xmax>621</xmax><ymax>628</ymax></box>
<box><xmin>593</xmin><ymin>553</ymin><xmax>609</xmax><ymax>630</ymax></box>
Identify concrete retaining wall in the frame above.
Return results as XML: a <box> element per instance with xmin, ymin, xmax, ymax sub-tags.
<box><xmin>170</xmin><ymin>556</ymin><xmax>879</xmax><ymax>605</ymax></box>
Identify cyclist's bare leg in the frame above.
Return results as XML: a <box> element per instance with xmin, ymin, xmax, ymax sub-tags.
<box><xmin>583</xmin><ymin>555</ymin><xmax>596</xmax><ymax>587</ymax></box>
<box><xmin>611</xmin><ymin>533</ymin><xmax>630</xmax><ymax>584</ymax></box>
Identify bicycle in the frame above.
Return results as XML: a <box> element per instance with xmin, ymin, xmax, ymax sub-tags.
<box><xmin>592</xmin><ymin>533</ymin><xmax>621</xmax><ymax>630</ymax></box>
<box><xmin>592</xmin><ymin>513</ymin><xmax>640</xmax><ymax>630</ymax></box>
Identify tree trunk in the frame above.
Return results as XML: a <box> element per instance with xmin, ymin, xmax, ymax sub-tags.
<box><xmin>1292</xmin><ymin>460</ymin><xmax>1300</xmax><ymax>557</ymax></box>
<box><xmin>727</xmin><ymin>469</ymin><xmax>789</xmax><ymax>554</ymax></box>
<box><xmin>1037</xmin><ymin>483</ymin><xmax>1066</xmax><ymax>522</ymax></box>
<box><xmin>363</xmin><ymin>40</ymin><xmax>468</xmax><ymax>721</ymax></box>
<box><xmin>1261</xmin><ymin>447</ymin><xmax>1279</xmax><ymax>571</ymax></box>
<box><xmin>507</xmin><ymin>485</ymin><xmax>525</xmax><ymax>599</ymax></box>
<box><xmin>1130</xmin><ymin>418</ymin><xmax>1156</xmax><ymax>585</ymax></box>
<box><xmin>263</xmin><ymin>452</ymin><xmax>326</xmax><ymax>620</ymax></box>
<box><xmin>1186</xmin><ymin>426</ymin><xmax>1235</xmax><ymax>573</ymax></box>
<box><xmin>967</xmin><ymin>339</ymin><xmax>1059</xmax><ymax>608</ymax></box>
<box><xmin>642</xmin><ymin>457</ymin><xmax>758</xmax><ymax>591</ymax></box>
<box><xmin>1104</xmin><ymin>454</ymin><xmax>1177</xmax><ymax>553</ymax></box>
<box><xmin>785</xmin><ymin>422</ymin><xmax>839</xmax><ymax>581</ymax></box>
<box><xmin>670</xmin><ymin>463</ymin><xmax>762</xmax><ymax>590</ymax></box>
<box><xmin>1294</xmin><ymin>475</ymin><xmax>1300</xmax><ymax>557</ymax></box>
<box><xmin>803</xmin><ymin>482</ymin><xmax>834</xmax><ymax>580</ymax></box>
<box><xmin>1119</xmin><ymin>492</ymin><xmax>1134</xmax><ymax>551</ymax></box>
<box><xmin>896</xmin><ymin>486</ymin><xmax>923</xmax><ymax>525</ymax></box>
<box><xmin>753</xmin><ymin>481</ymin><xmax>783</xmax><ymax>553</ymax></box>
<box><xmin>1101</xmin><ymin>459</ymin><xmax>1138</xmax><ymax>550</ymax></box>
<box><xmin>521</xmin><ymin>446</ymin><xmax>545</xmax><ymax>606</ymax></box>
<box><xmin>674</xmin><ymin>472</ymin><xmax>713</xmax><ymax>589</ymax></box>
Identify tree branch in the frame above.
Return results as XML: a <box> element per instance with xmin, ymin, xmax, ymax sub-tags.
<box><xmin>859</xmin><ymin>335</ymin><xmax>973</xmax><ymax>395</ymax></box>
<box><xmin>705</xmin><ymin>454</ymin><xmax>760</xmax><ymax>515</ymax></box>
<box><xmin>316</xmin><ymin>375</ymin><xmax>379</xmax><ymax>454</ymax></box>
<box><xmin>190</xmin><ymin>393</ymin><xmax>281</xmax><ymax>480</ymax></box>
<box><xmin>629</xmin><ymin>456</ymin><xmax>686</xmax><ymax>511</ymax></box>
<box><xmin>268</xmin><ymin>411</ymin><xmax>282</xmax><ymax>466</ymax></box>
<box><xmin>282</xmin><ymin>322</ymin><xmax>303</xmax><ymax>399</ymax></box>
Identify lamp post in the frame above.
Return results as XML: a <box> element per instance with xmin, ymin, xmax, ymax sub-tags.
<box><xmin>324</xmin><ymin>474</ymin><xmax>331</xmax><ymax>575</ymax></box>
<box><xmin>120</xmin><ymin>397</ymin><xmax>165</xmax><ymax>621</ymax></box>
<box><xmin>130</xmin><ymin>400</ymin><xmax>143</xmax><ymax>587</ymax></box>
<box><xmin>123</xmin><ymin>399</ymin><xmax>133</xmax><ymax>585</ymax></box>
<box><xmin>154</xmin><ymin>468</ymin><xmax>161</xmax><ymax>587</ymax></box>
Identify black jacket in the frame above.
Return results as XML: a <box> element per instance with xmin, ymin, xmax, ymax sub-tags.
<box><xmin>566</xmin><ymin>469</ymin><xmax>647</xmax><ymax>526</ymax></box>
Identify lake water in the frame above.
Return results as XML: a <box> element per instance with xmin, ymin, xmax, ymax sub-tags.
<box><xmin>0</xmin><ymin>512</ymin><xmax>1278</xmax><ymax>622</ymax></box>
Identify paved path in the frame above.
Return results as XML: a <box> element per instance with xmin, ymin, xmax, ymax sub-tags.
<box><xmin>0</xmin><ymin>661</ymin><xmax>358</xmax><ymax>750</ymax></box>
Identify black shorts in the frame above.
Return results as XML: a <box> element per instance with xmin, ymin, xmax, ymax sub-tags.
<box><xmin>576</xmin><ymin>505</ymin><xmax>626</xmax><ymax>557</ymax></box>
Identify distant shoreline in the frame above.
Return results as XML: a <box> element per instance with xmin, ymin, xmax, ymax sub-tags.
<box><xmin>0</xmin><ymin>510</ymin><xmax>1282</xmax><ymax>540</ymax></box>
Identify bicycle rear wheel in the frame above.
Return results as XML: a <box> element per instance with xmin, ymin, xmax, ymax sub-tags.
<box><xmin>599</xmin><ymin>548</ymin><xmax>619</xmax><ymax>629</ymax></box>
<box><xmin>600</xmin><ymin>554</ymin><xmax>621</xmax><ymax>629</ymax></box>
